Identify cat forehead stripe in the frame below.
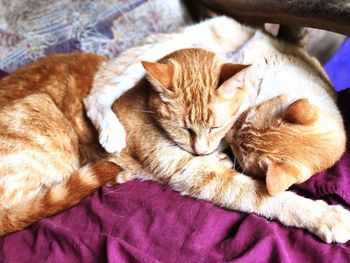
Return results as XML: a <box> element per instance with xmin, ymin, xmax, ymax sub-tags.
<box><xmin>166</xmin><ymin>49</ymin><xmax>220</xmax><ymax>125</ymax></box>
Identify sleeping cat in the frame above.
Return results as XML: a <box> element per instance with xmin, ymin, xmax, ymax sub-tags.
<box><xmin>85</xmin><ymin>16</ymin><xmax>346</xmax><ymax>195</ymax></box>
<box><xmin>0</xmin><ymin>53</ymin><xmax>123</xmax><ymax>236</ymax></box>
<box><xmin>224</xmin><ymin>30</ymin><xmax>345</xmax><ymax>194</ymax></box>
<box><xmin>1</xmin><ymin>48</ymin><xmax>349</xmax><ymax>243</ymax></box>
<box><xmin>226</xmin><ymin>95</ymin><xmax>345</xmax><ymax>195</ymax></box>
<box><xmin>0</xmin><ymin>49</ymin><xmax>258</xmax><ymax>236</ymax></box>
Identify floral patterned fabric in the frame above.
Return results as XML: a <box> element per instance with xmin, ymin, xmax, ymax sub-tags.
<box><xmin>0</xmin><ymin>0</ymin><xmax>190</xmax><ymax>72</ymax></box>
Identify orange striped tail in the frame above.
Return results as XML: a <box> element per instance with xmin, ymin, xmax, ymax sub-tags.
<box><xmin>0</xmin><ymin>161</ymin><xmax>121</xmax><ymax>236</ymax></box>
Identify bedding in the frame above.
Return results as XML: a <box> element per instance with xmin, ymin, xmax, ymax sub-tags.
<box><xmin>0</xmin><ymin>0</ymin><xmax>190</xmax><ymax>72</ymax></box>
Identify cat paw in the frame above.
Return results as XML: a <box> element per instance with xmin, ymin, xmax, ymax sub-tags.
<box><xmin>212</xmin><ymin>151</ymin><xmax>234</xmax><ymax>168</ymax></box>
<box><xmin>115</xmin><ymin>171</ymin><xmax>136</xmax><ymax>184</ymax></box>
<box><xmin>105</xmin><ymin>171</ymin><xmax>136</xmax><ymax>187</ymax></box>
<box><xmin>312</xmin><ymin>201</ymin><xmax>350</xmax><ymax>243</ymax></box>
<box><xmin>98</xmin><ymin>111</ymin><xmax>126</xmax><ymax>153</ymax></box>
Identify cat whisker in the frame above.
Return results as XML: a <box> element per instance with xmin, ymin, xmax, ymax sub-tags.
<box><xmin>233</xmin><ymin>155</ymin><xmax>237</xmax><ymax>169</ymax></box>
<box><xmin>240</xmin><ymin>164</ymin><xmax>247</xmax><ymax>175</ymax></box>
<box><xmin>131</xmin><ymin>109</ymin><xmax>156</xmax><ymax>114</ymax></box>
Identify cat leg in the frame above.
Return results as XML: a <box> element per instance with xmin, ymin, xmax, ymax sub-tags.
<box><xmin>278</xmin><ymin>25</ymin><xmax>309</xmax><ymax>47</ymax></box>
<box><xmin>168</xmin><ymin>156</ymin><xmax>350</xmax><ymax>243</ymax></box>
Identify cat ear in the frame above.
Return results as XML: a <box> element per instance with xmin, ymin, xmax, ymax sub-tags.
<box><xmin>141</xmin><ymin>61</ymin><xmax>174</xmax><ymax>94</ymax></box>
<box><xmin>217</xmin><ymin>63</ymin><xmax>251</xmax><ymax>99</ymax></box>
<box><xmin>283</xmin><ymin>99</ymin><xmax>318</xmax><ymax>125</ymax></box>
<box><xmin>266</xmin><ymin>163</ymin><xmax>298</xmax><ymax>195</ymax></box>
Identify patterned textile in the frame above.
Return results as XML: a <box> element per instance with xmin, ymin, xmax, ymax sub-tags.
<box><xmin>0</xmin><ymin>0</ymin><xmax>190</xmax><ymax>72</ymax></box>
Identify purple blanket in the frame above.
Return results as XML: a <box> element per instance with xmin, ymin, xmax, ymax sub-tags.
<box><xmin>1</xmin><ymin>43</ymin><xmax>350</xmax><ymax>262</ymax></box>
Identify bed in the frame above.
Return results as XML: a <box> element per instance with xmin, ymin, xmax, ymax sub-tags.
<box><xmin>0</xmin><ymin>0</ymin><xmax>349</xmax><ymax>262</ymax></box>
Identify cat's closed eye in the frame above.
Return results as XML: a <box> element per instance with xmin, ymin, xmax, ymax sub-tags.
<box><xmin>183</xmin><ymin>126</ymin><xmax>220</xmax><ymax>136</ymax></box>
<box><xmin>209</xmin><ymin>126</ymin><xmax>220</xmax><ymax>133</ymax></box>
<box><xmin>184</xmin><ymin>127</ymin><xmax>195</xmax><ymax>137</ymax></box>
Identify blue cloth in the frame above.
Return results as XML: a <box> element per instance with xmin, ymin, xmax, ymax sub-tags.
<box><xmin>325</xmin><ymin>38</ymin><xmax>350</xmax><ymax>91</ymax></box>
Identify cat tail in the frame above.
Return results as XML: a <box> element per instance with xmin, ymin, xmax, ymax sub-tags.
<box><xmin>0</xmin><ymin>161</ymin><xmax>121</xmax><ymax>237</ymax></box>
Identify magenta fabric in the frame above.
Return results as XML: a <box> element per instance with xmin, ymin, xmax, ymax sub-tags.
<box><xmin>0</xmin><ymin>68</ymin><xmax>350</xmax><ymax>262</ymax></box>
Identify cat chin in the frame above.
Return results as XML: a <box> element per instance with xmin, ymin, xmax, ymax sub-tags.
<box><xmin>174</xmin><ymin>138</ymin><xmax>221</xmax><ymax>156</ymax></box>
<box><xmin>177</xmin><ymin>145</ymin><xmax>199</xmax><ymax>156</ymax></box>
<box><xmin>181</xmin><ymin>146</ymin><xmax>216</xmax><ymax>157</ymax></box>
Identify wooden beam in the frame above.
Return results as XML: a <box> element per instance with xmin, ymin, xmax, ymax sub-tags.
<box><xmin>197</xmin><ymin>0</ymin><xmax>350</xmax><ymax>35</ymax></box>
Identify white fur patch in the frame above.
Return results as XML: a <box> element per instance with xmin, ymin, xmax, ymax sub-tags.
<box><xmin>77</xmin><ymin>165</ymin><xmax>98</xmax><ymax>186</ymax></box>
<box><xmin>49</xmin><ymin>184</ymin><xmax>68</xmax><ymax>202</ymax></box>
<box><xmin>97</xmin><ymin>109</ymin><xmax>126</xmax><ymax>154</ymax></box>
<box><xmin>84</xmin><ymin>93</ymin><xmax>126</xmax><ymax>153</ymax></box>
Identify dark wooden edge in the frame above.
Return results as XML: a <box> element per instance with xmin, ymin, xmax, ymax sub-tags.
<box><xmin>192</xmin><ymin>0</ymin><xmax>350</xmax><ymax>36</ymax></box>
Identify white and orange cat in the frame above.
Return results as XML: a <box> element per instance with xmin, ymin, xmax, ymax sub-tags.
<box><xmin>84</xmin><ymin>17</ymin><xmax>348</xmax><ymax>243</ymax></box>
<box><xmin>107</xmin><ymin>47</ymin><xmax>349</xmax><ymax>244</ymax></box>
<box><xmin>85</xmin><ymin>16</ymin><xmax>345</xmax><ymax>195</ymax></box>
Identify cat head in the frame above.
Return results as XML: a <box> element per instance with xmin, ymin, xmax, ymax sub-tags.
<box><xmin>226</xmin><ymin>95</ymin><xmax>341</xmax><ymax>195</ymax></box>
<box><xmin>143</xmin><ymin>48</ymin><xmax>250</xmax><ymax>155</ymax></box>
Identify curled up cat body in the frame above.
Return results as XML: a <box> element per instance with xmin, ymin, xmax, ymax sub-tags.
<box><xmin>0</xmin><ymin>54</ymin><xmax>123</xmax><ymax>236</ymax></box>
<box><xmin>85</xmin><ymin>17</ymin><xmax>348</xmax><ymax>243</ymax></box>
<box><xmin>224</xmin><ymin>31</ymin><xmax>346</xmax><ymax>195</ymax></box>
<box><xmin>85</xmin><ymin>16</ymin><xmax>346</xmax><ymax>194</ymax></box>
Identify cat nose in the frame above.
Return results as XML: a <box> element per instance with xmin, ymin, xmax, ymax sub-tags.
<box><xmin>194</xmin><ymin>140</ymin><xmax>208</xmax><ymax>155</ymax></box>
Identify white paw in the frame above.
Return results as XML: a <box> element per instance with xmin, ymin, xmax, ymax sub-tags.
<box><xmin>115</xmin><ymin>171</ymin><xmax>136</xmax><ymax>184</ymax></box>
<box><xmin>105</xmin><ymin>172</ymin><xmax>135</xmax><ymax>187</ymax></box>
<box><xmin>312</xmin><ymin>201</ymin><xmax>350</xmax><ymax>243</ymax></box>
<box><xmin>211</xmin><ymin>151</ymin><xmax>234</xmax><ymax>168</ymax></box>
<box><xmin>98</xmin><ymin>111</ymin><xmax>126</xmax><ymax>153</ymax></box>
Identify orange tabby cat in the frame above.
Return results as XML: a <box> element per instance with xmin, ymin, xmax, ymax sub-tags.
<box><xmin>0</xmin><ymin>49</ymin><xmax>247</xmax><ymax>236</ymax></box>
<box><xmin>0</xmin><ymin>53</ymin><xmax>122</xmax><ymax>236</ymax></box>
<box><xmin>226</xmin><ymin>95</ymin><xmax>345</xmax><ymax>195</ymax></box>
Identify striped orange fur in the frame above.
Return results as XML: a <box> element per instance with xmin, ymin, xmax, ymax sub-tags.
<box><xmin>227</xmin><ymin>95</ymin><xmax>346</xmax><ymax>195</ymax></box>
<box><xmin>0</xmin><ymin>49</ymin><xmax>248</xmax><ymax>236</ymax></box>
<box><xmin>0</xmin><ymin>53</ymin><xmax>122</xmax><ymax>236</ymax></box>
<box><xmin>143</xmin><ymin>48</ymin><xmax>249</xmax><ymax>156</ymax></box>
<box><xmin>0</xmin><ymin>161</ymin><xmax>121</xmax><ymax>236</ymax></box>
